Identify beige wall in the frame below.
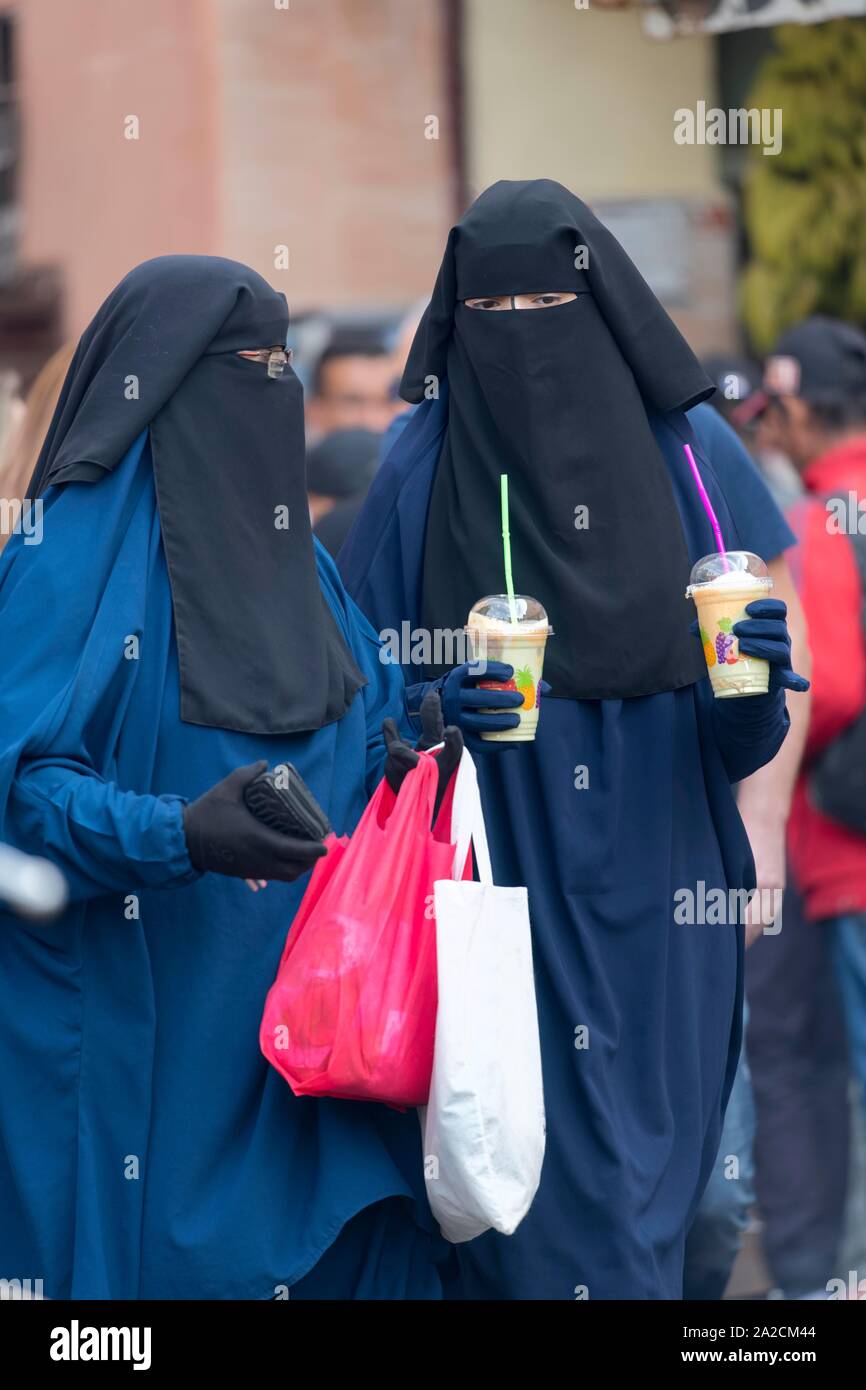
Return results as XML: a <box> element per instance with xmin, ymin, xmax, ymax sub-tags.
<box><xmin>212</xmin><ymin>0</ymin><xmax>457</xmax><ymax>314</ymax></box>
<box><xmin>463</xmin><ymin>0</ymin><xmax>720</xmax><ymax>199</ymax></box>
<box><xmin>12</xmin><ymin>0</ymin><xmax>459</xmax><ymax>337</ymax></box>
<box><xmin>16</xmin><ymin>0</ymin><xmax>219</xmax><ymax>335</ymax></box>
<box><xmin>462</xmin><ymin>0</ymin><xmax>736</xmax><ymax>351</ymax></box>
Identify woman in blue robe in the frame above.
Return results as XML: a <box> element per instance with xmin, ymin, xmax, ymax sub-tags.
<box><xmin>340</xmin><ymin>182</ymin><xmax>808</xmax><ymax>1299</ymax></box>
<box><xmin>0</xmin><ymin>256</ymin><xmax>449</xmax><ymax>1300</ymax></box>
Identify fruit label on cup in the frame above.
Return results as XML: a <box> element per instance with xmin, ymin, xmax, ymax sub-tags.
<box><xmin>478</xmin><ymin>661</ymin><xmax>542</xmax><ymax>712</ymax></box>
<box><xmin>475</xmin><ymin>638</ymin><xmax>546</xmax><ymax>740</ymax></box>
<box><xmin>687</xmin><ymin>554</ymin><xmax>772</xmax><ymax>699</ymax></box>
<box><xmin>700</xmin><ymin>617</ymin><xmax>740</xmax><ymax>669</ymax></box>
<box><xmin>696</xmin><ymin>600</ymin><xmax>770</xmax><ymax>697</ymax></box>
<box><xmin>466</xmin><ymin>593</ymin><xmax>552</xmax><ymax>740</ymax></box>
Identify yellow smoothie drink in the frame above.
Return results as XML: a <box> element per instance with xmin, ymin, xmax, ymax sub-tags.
<box><xmin>687</xmin><ymin>551</ymin><xmax>773</xmax><ymax>698</ymax></box>
<box><xmin>466</xmin><ymin>594</ymin><xmax>552</xmax><ymax>742</ymax></box>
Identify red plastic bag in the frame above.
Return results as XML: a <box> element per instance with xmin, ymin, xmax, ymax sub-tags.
<box><xmin>260</xmin><ymin>752</ymin><xmax>456</xmax><ymax>1107</ymax></box>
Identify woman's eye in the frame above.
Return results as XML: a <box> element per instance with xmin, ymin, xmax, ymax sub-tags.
<box><xmin>536</xmin><ymin>295</ymin><xmax>562</xmax><ymax>305</ymax></box>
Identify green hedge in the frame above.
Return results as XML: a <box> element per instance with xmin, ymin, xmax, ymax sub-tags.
<box><xmin>741</xmin><ymin>19</ymin><xmax>866</xmax><ymax>352</ymax></box>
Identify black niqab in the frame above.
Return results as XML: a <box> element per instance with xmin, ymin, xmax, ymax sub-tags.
<box><xmin>28</xmin><ymin>255</ymin><xmax>366</xmax><ymax>735</ymax></box>
<box><xmin>404</xmin><ymin>181</ymin><xmax>713</xmax><ymax>701</ymax></box>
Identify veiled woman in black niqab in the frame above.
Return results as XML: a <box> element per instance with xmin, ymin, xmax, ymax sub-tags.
<box><xmin>28</xmin><ymin>254</ymin><xmax>364</xmax><ymax>734</ymax></box>
<box><xmin>0</xmin><ymin>255</ymin><xmax>442</xmax><ymax>1299</ymax></box>
<box><xmin>341</xmin><ymin>182</ymin><xmax>800</xmax><ymax>1299</ymax></box>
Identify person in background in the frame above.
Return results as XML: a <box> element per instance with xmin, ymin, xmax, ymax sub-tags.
<box><xmin>702</xmin><ymin>353</ymin><xmax>762</xmax><ymax>437</ymax></box>
<box><xmin>306</xmin><ymin>331</ymin><xmax>404</xmax><ymax>440</ymax></box>
<box><xmin>308</xmin><ymin>427</ymin><xmax>381</xmax><ymax>558</ymax></box>
<box><xmin>307</xmin><ymin>425</ymin><xmax>378</xmax><ymax>525</ymax></box>
<box><xmin>0</xmin><ymin>343</ymin><xmax>75</xmax><ymax>552</ymax></box>
<box><xmin>748</xmin><ymin>874</ymin><xmax>852</xmax><ymax>1299</ymax></box>
<box><xmin>679</xmin><ymin>356</ymin><xmax>813</xmax><ymax>1298</ymax></box>
<box><xmin>747</xmin><ymin>315</ymin><xmax>866</xmax><ymax>1298</ymax></box>
<box><xmin>752</xmin><ymin>398</ymin><xmax>806</xmax><ymax>513</ymax></box>
<box><xmin>702</xmin><ymin>352</ymin><xmax>802</xmax><ymax>511</ymax></box>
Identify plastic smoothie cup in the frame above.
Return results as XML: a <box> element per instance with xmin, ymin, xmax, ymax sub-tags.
<box><xmin>466</xmin><ymin>594</ymin><xmax>552</xmax><ymax>741</ymax></box>
<box><xmin>686</xmin><ymin>551</ymin><xmax>773</xmax><ymax>698</ymax></box>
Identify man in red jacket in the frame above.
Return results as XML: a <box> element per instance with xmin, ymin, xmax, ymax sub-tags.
<box><xmin>744</xmin><ymin>316</ymin><xmax>866</xmax><ymax>1298</ymax></box>
<box><xmin>767</xmin><ymin>317</ymin><xmax>866</xmax><ymax>1090</ymax></box>
<box><xmin>768</xmin><ymin>323</ymin><xmax>866</xmax><ymax>925</ymax></box>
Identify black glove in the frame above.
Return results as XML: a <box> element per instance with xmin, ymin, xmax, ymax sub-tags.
<box><xmin>183</xmin><ymin>761</ymin><xmax>327</xmax><ymax>882</ymax></box>
<box><xmin>383</xmin><ymin>691</ymin><xmax>463</xmax><ymax>819</ymax></box>
<box><xmin>382</xmin><ymin>721</ymin><xmax>421</xmax><ymax>795</ymax></box>
<box><xmin>416</xmin><ymin>688</ymin><xmax>448</xmax><ymax>752</ymax></box>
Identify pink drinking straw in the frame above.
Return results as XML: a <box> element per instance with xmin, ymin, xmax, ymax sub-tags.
<box><xmin>683</xmin><ymin>443</ymin><xmax>728</xmax><ymax>563</ymax></box>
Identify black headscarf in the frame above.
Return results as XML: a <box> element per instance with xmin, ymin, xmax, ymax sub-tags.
<box><xmin>306</xmin><ymin>428</ymin><xmax>380</xmax><ymax>499</ymax></box>
<box><xmin>403</xmin><ymin>180</ymin><xmax>714</xmax><ymax>701</ymax></box>
<box><xmin>28</xmin><ymin>255</ymin><xmax>366</xmax><ymax>735</ymax></box>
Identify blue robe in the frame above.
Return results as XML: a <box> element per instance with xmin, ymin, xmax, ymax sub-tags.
<box><xmin>0</xmin><ymin>432</ymin><xmax>439</xmax><ymax>1300</ymax></box>
<box><xmin>340</xmin><ymin>391</ymin><xmax>790</xmax><ymax>1300</ymax></box>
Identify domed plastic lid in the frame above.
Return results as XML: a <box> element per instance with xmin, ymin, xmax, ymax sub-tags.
<box><xmin>467</xmin><ymin>593</ymin><xmax>552</xmax><ymax>632</ymax></box>
<box><xmin>687</xmin><ymin>551</ymin><xmax>772</xmax><ymax>595</ymax></box>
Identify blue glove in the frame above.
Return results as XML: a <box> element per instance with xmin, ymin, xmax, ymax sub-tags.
<box><xmin>732</xmin><ymin>598</ymin><xmax>810</xmax><ymax>694</ymax></box>
<box><xmin>440</xmin><ymin>661</ymin><xmax>526</xmax><ymax>754</ymax></box>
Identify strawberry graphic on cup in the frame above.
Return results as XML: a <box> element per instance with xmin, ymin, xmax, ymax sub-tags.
<box><xmin>467</xmin><ymin>594</ymin><xmax>552</xmax><ymax>742</ymax></box>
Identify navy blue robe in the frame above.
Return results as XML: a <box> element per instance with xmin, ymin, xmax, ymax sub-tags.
<box><xmin>340</xmin><ymin>391</ymin><xmax>790</xmax><ymax>1299</ymax></box>
<box><xmin>0</xmin><ymin>432</ymin><xmax>439</xmax><ymax>1300</ymax></box>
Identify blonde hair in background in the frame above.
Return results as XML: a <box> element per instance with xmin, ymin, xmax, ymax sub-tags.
<box><xmin>0</xmin><ymin>343</ymin><xmax>76</xmax><ymax>541</ymax></box>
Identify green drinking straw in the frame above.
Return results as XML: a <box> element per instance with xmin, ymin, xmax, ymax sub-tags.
<box><xmin>500</xmin><ymin>473</ymin><xmax>519</xmax><ymax>625</ymax></box>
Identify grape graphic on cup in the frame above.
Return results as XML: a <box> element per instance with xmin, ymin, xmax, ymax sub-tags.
<box><xmin>686</xmin><ymin>550</ymin><xmax>773</xmax><ymax>698</ymax></box>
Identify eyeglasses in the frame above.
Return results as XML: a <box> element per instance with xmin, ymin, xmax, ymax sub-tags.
<box><xmin>236</xmin><ymin>347</ymin><xmax>294</xmax><ymax>378</ymax></box>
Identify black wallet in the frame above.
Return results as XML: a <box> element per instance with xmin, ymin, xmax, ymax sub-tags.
<box><xmin>244</xmin><ymin>765</ymin><xmax>331</xmax><ymax>841</ymax></box>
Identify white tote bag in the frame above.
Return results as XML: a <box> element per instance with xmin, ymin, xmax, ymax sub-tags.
<box><xmin>422</xmin><ymin>748</ymin><xmax>545</xmax><ymax>1244</ymax></box>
